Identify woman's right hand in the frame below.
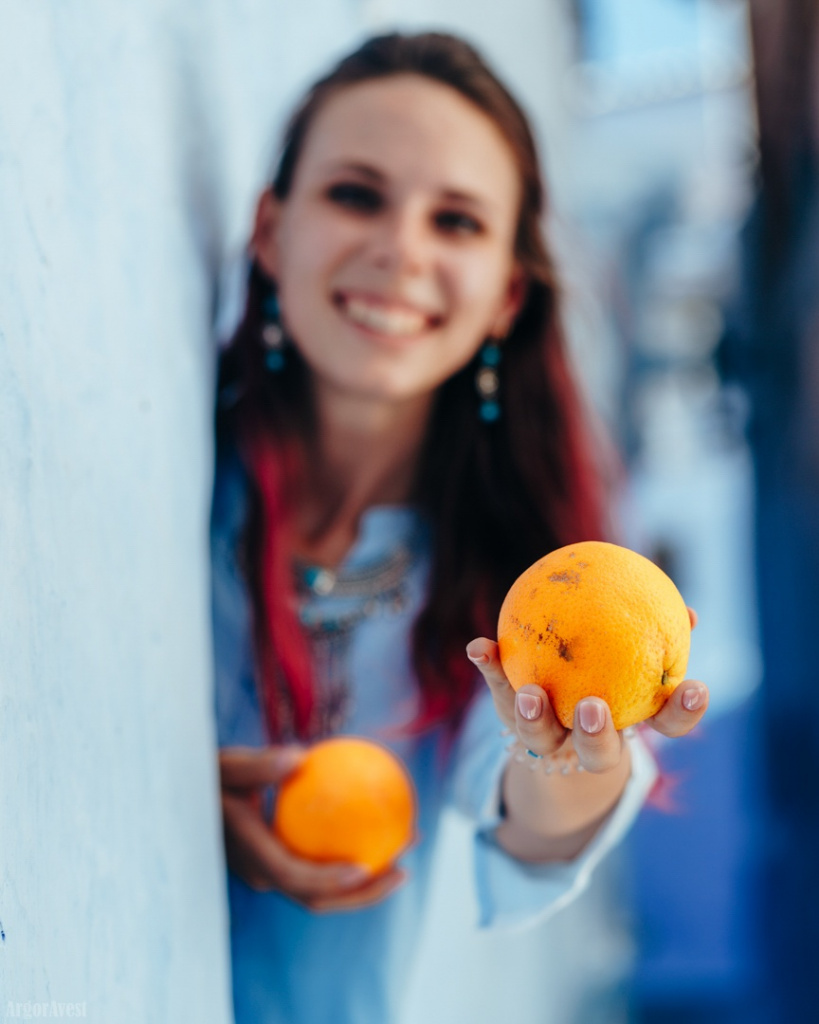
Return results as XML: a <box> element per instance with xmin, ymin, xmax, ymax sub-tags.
<box><xmin>219</xmin><ymin>745</ymin><xmax>407</xmax><ymax>912</ymax></box>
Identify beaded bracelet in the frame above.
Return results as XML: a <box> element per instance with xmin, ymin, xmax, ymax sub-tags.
<box><xmin>500</xmin><ymin>727</ymin><xmax>637</xmax><ymax>776</ymax></box>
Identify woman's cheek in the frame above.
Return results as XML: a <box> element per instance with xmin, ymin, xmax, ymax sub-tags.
<box><xmin>464</xmin><ymin>249</ymin><xmax>513</xmax><ymax>303</ymax></box>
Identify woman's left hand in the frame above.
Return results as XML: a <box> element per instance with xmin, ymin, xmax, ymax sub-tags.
<box><xmin>466</xmin><ymin>608</ymin><xmax>708</xmax><ymax>772</ymax></box>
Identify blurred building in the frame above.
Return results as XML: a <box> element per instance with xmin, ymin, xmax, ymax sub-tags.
<box><xmin>720</xmin><ymin>2</ymin><xmax>819</xmax><ymax>1021</ymax></box>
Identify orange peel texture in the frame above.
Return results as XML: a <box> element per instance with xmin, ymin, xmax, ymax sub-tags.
<box><xmin>273</xmin><ymin>736</ymin><xmax>417</xmax><ymax>874</ymax></box>
<box><xmin>497</xmin><ymin>541</ymin><xmax>691</xmax><ymax>730</ymax></box>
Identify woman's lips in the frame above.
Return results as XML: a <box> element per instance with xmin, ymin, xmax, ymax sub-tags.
<box><xmin>333</xmin><ymin>292</ymin><xmax>442</xmax><ymax>337</ymax></box>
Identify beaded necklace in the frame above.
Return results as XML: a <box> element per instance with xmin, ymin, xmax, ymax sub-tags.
<box><xmin>292</xmin><ymin>541</ymin><xmax>416</xmax><ymax>737</ymax></box>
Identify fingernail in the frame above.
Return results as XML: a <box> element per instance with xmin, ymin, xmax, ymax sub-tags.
<box><xmin>466</xmin><ymin>643</ymin><xmax>489</xmax><ymax>664</ymax></box>
<box><xmin>337</xmin><ymin>866</ymin><xmax>369</xmax><ymax>887</ymax></box>
<box><xmin>516</xmin><ymin>692</ymin><xmax>542</xmax><ymax>721</ymax></box>
<box><xmin>578</xmin><ymin>699</ymin><xmax>605</xmax><ymax>734</ymax></box>
<box><xmin>682</xmin><ymin>686</ymin><xmax>705</xmax><ymax>712</ymax></box>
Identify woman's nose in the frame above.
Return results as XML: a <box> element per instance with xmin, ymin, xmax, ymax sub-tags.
<box><xmin>369</xmin><ymin>205</ymin><xmax>429</xmax><ymax>274</ymax></box>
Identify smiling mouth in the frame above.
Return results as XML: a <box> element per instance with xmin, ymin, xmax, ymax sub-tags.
<box><xmin>334</xmin><ymin>293</ymin><xmax>442</xmax><ymax>337</ymax></box>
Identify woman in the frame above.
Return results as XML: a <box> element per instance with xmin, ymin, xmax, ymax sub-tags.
<box><xmin>212</xmin><ymin>32</ymin><xmax>708</xmax><ymax>1023</ymax></box>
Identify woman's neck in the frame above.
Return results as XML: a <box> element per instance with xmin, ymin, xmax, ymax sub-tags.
<box><xmin>292</xmin><ymin>386</ymin><xmax>433</xmax><ymax>567</ymax></box>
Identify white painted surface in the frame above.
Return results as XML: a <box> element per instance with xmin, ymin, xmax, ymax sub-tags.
<box><xmin>0</xmin><ymin>2</ymin><xmax>358</xmax><ymax>1018</ymax></box>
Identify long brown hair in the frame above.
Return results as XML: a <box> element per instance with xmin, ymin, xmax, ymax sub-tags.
<box><xmin>217</xmin><ymin>32</ymin><xmax>607</xmax><ymax>739</ymax></box>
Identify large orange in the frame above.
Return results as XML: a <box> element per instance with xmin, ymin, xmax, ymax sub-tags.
<box><xmin>272</xmin><ymin>737</ymin><xmax>416</xmax><ymax>874</ymax></box>
<box><xmin>497</xmin><ymin>541</ymin><xmax>691</xmax><ymax>730</ymax></box>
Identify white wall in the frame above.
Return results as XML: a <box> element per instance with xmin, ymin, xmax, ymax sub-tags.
<box><xmin>0</xmin><ymin>2</ymin><xmax>359</xmax><ymax>1018</ymax></box>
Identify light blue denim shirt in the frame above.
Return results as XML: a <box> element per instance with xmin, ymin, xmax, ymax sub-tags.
<box><xmin>211</xmin><ymin>442</ymin><xmax>657</xmax><ymax>1024</ymax></box>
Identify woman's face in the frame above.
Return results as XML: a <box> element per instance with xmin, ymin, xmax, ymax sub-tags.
<box><xmin>254</xmin><ymin>74</ymin><xmax>524</xmax><ymax>408</ymax></box>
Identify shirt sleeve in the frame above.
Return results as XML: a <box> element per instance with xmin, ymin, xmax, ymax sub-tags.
<box><xmin>446</xmin><ymin>684</ymin><xmax>658</xmax><ymax>930</ymax></box>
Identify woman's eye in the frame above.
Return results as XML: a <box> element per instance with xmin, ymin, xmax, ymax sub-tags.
<box><xmin>326</xmin><ymin>182</ymin><xmax>382</xmax><ymax>212</ymax></box>
<box><xmin>435</xmin><ymin>210</ymin><xmax>484</xmax><ymax>236</ymax></box>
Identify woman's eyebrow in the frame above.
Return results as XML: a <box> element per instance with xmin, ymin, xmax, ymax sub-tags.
<box><xmin>439</xmin><ymin>188</ymin><xmax>491</xmax><ymax>211</ymax></box>
<box><xmin>320</xmin><ymin>160</ymin><xmax>385</xmax><ymax>181</ymax></box>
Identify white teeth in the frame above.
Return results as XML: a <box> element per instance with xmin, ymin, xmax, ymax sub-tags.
<box><xmin>344</xmin><ymin>297</ymin><xmax>428</xmax><ymax>336</ymax></box>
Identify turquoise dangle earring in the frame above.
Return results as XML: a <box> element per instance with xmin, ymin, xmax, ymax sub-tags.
<box><xmin>476</xmin><ymin>339</ymin><xmax>502</xmax><ymax>422</ymax></box>
<box><xmin>261</xmin><ymin>292</ymin><xmax>286</xmax><ymax>372</ymax></box>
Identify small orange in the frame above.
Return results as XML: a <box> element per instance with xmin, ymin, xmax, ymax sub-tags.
<box><xmin>273</xmin><ymin>737</ymin><xmax>416</xmax><ymax>874</ymax></box>
<box><xmin>497</xmin><ymin>541</ymin><xmax>691</xmax><ymax>730</ymax></box>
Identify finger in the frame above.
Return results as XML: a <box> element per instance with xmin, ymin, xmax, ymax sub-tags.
<box><xmin>219</xmin><ymin>745</ymin><xmax>305</xmax><ymax>790</ymax></box>
<box><xmin>467</xmin><ymin>637</ymin><xmax>518</xmax><ymax>729</ymax></box>
<box><xmin>222</xmin><ymin>791</ymin><xmax>370</xmax><ymax>896</ymax></box>
<box><xmin>222</xmin><ymin>790</ymin><xmax>295</xmax><ymax>889</ymax></box>
<box><xmin>687</xmin><ymin>607</ymin><xmax>698</xmax><ymax>630</ymax></box>
<box><xmin>306</xmin><ymin>869</ymin><xmax>408</xmax><ymax>913</ymax></box>
<box><xmin>513</xmin><ymin>685</ymin><xmax>568</xmax><ymax>757</ymax></box>
<box><xmin>570</xmin><ymin>698</ymin><xmax>623</xmax><ymax>773</ymax></box>
<box><xmin>650</xmin><ymin>680</ymin><xmax>709</xmax><ymax>738</ymax></box>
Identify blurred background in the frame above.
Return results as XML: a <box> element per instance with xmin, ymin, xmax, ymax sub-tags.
<box><xmin>3</xmin><ymin>1</ymin><xmax>818</xmax><ymax>1021</ymax></box>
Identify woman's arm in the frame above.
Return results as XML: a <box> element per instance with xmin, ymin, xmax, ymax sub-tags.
<box><xmin>498</xmin><ymin>729</ymin><xmax>632</xmax><ymax>863</ymax></box>
<box><xmin>466</xmin><ymin>634</ymin><xmax>709</xmax><ymax>863</ymax></box>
